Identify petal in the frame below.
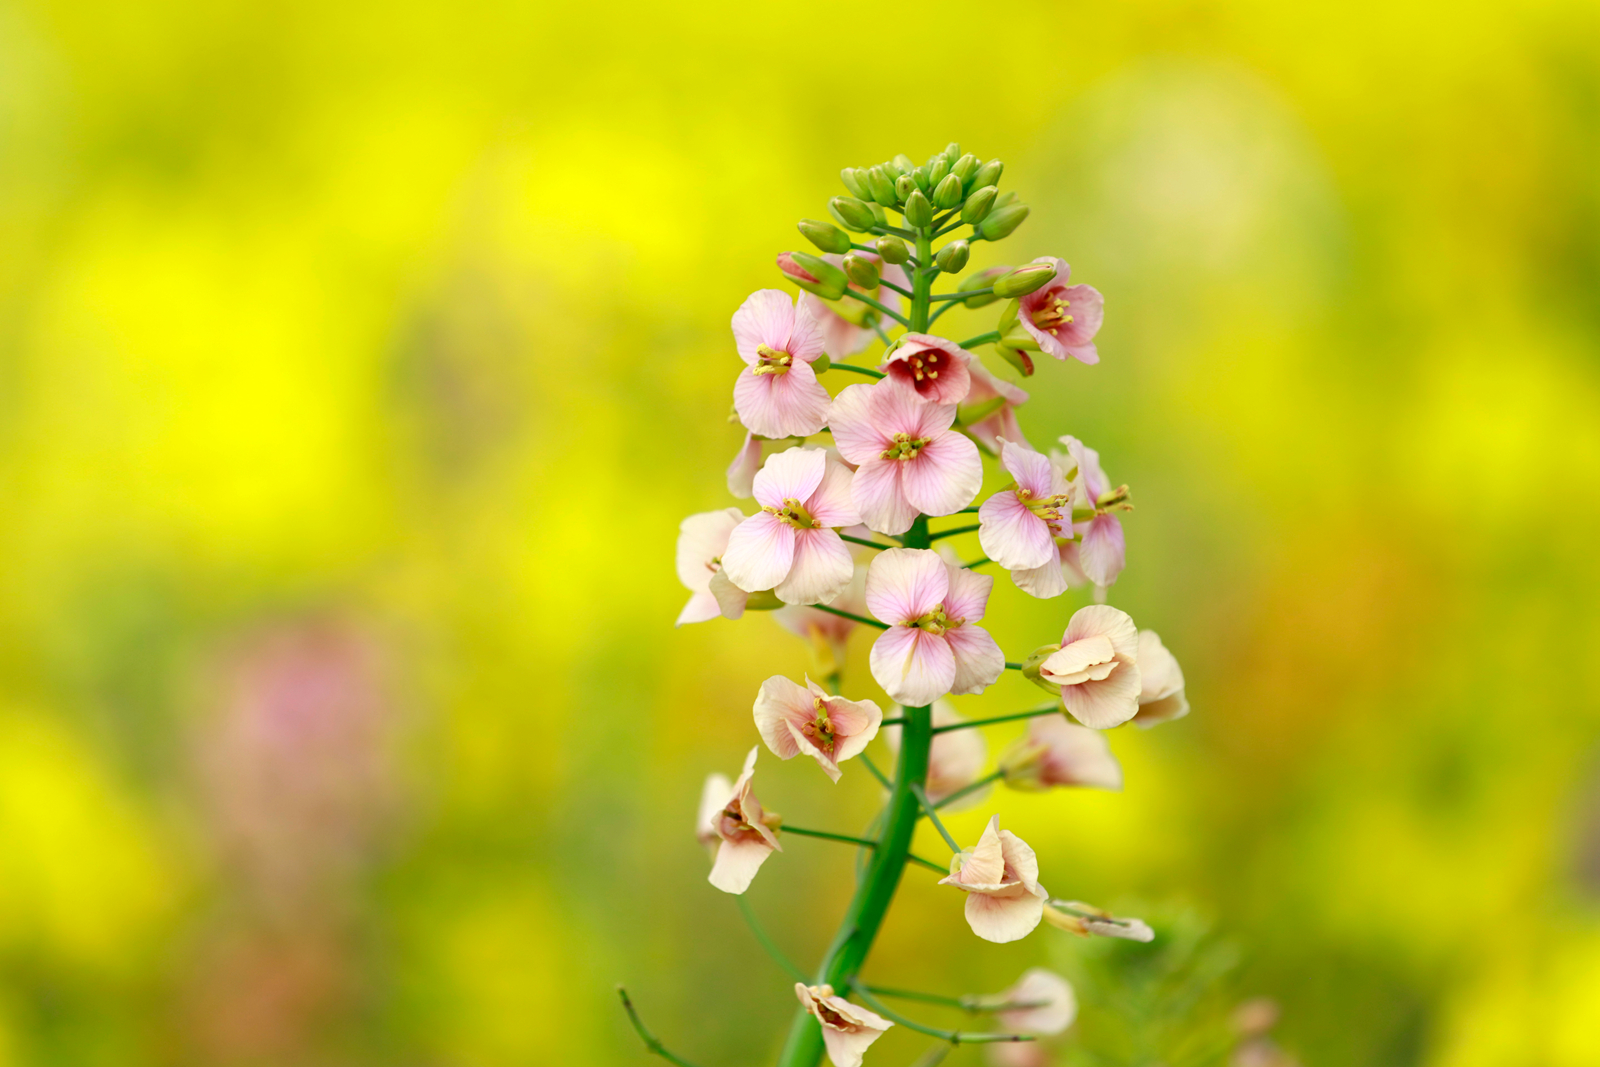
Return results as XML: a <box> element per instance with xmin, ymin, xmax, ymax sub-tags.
<box><xmin>865</xmin><ymin>374</ymin><xmax>956</xmax><ymax>438</ymax></box>
<box><xmin>775</xmin><ymin>529</ymin><xmax>854</xmax><ymax>605</ymax></box>
<box><xmin>708</xmin><ymin>569</ymin><xmax>750</xmax><ymax>619</ymax></box>
<box><xmin>805</xmin><ymin>456</ymin><xmax>862</xmax><ymax>528</ymax></box>
<box><xmin>753</xmin><ymin>446</ymin><xmax>828</xmax><ymax>509</ymax></box>
<box><xmin>880</xmin><ymin>334</ymin><xmax>973</xmax><ymax>406</ymax></box>
<box><xmin>823</xmin><ymin>694</ymin><xmax>882</xmax><ymax>747</ymax></box>
<box><xmin>942</xmin><ymin>562</ymin><xmax>994</xmax><ymax>623</ymax></box>
<box><xmin>901</xmin><ymin>431</ymin><xmax>983</xmax><ymax>516</ymax></box>
<box><xmin>731</xmin><ymin>289</ymin><xmax>797</xmax><ymax>364</ymax></box>
<box><xmin>869</xmin><ymin>626</ymin><xmax>956</xmax><ymax>706</ymax></box>
<box><xmin>720</xmin><ymin>512</ymin><xmax>796</xmax><ymax>593</ymax></box>
<box><xmin>786</xmin><ymin>720</ymin><xmax>842</xmax><ymax>781</ymax></box>
<box><xmin>1052</xmin><ymin>284</ymin><xmax>1104</xmax><ymax>348</ymax></box>
<box><xmin>997</xmin><ymin>829</ymin><xmax>1041</xmax><ymax>886</ymax></box>
<box><xmin>997</xmin><ymin>969</ymin><xmax>1077</xmax><ymax>1035</ymax></box>
<box><xmin>1039</xmin><ymin>634</ymin><xmax>1116</xmax><ymax>683</ymax></box>
<box><xmin>675</xmin><ymin>589</ymin><xmax>724</xmax><ymax>627</ymax></box>
<box><xmin>726</xmin><ymin>433</ymin><xmax>762</xmax><ymax>499</ymax></box>
<box><xmin>1061</xmin><ymin>659</ymin><xmax>1143</xmax><ymax>729</ymax></box>
<box><xmin>1010</xmin><ymin>543</ymin><xmax>1070</xmax><ymax>600</ymax></box>
<box><xmin>708</xmin><ymin>836</ymin><xmax>775</xmax><ymax>894</ymax></box>
<box><xmin>803</xmin><ymin>293</ymin><xmax>874</xmax><ymax>358</ymax></box>
<box><xmin>865</xmin><ymin>548</ymin><xmax>950</xmax><ymax>622</ymax></box>
<box><xmin>944</xmin><ymin>816</ymin><xmax>1005</xmax><ymax>885</ymax></box>
<box><xmin>825</xmin><ymin>382</ymin><xmax>890</xmax><ymax>465</ymax></box>
<box><xmin>998</xmin><ymin>439</ymin><xmax>1058</xmax><ymax>498</ymax></box>
<box><xmin>734</xmin><ymin>363</ymin><xmax>831</xmax><ymax>439</ymax></box>
<box><xmin>944</xmin><ymin>624</ymin><xmax>1005</xmax><ymax>696</ymax></box>
<box><xmin>1133</xmin><ymin>691</ymin><xmax>1190</xmax><ymax>728</ymax></box>
<box><xmin>979</xmin><ymin>492</ymin><xmax>1056</xmax><ymax>571</ymax></box>
<box><xmin>1136</xmin><ymin>630</ymin><xmax>1185</xmax><ymax>702</ymax></box>
<box><xmin>787</xmin><ymin>299</ymin><xmax>827</xmax><ymax>363</ymax></box>
<box><xmin>676</xmin><ymin>508</ymin><xmax>746</xmax><ymax>590</ymax></box>
<box><xmin>1061</xmin><ymin>604</ymin><xmax>1139</xmax><ymax>660</ymax></box>
<box><xmin>1029</xmin><ymin>716</ymin><xmax>1123</xmax><ymax>790</ymax></box>
<box><xmin>1078</xmin><ymin>514</ymin><xmax>1125</xmax><ymax>587</ymax></box>
<box><xmin>850</xmin><ymin>459</ymin><xmax>918</xmax><ymax>536</ymax></box>
<box><xmin>964</xmin><ymin>887</ymin><xmax>1046</xmax><ymax>943</ymax></box>
<box><xmin>753</xmin><ymin>675</ymin><xmax>815</xmax><ymax>760</ymax></box>
<box><xmin>696</xmin><ymin>773</ymin><xmax>733</xmax><ymax>847</ymax></box>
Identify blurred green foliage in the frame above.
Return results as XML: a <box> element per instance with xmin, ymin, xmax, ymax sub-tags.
<box><xmin>1</xmin><ymin>1</ymin><xmax>1599</xmax><ymax>1065</ymax></box>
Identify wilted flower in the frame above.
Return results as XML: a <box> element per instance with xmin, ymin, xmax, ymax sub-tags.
<box><xmin>979</xmin><ymin>439</ymin><xmax>1072</xmax><ymax>580</ymax></box>
<box><xmin>828</xmin><ymin>379</ymin><xmax>983</xmax><ymax>536</ymax></box>
<box><xmin>720</xmin><ymin>447</ymin><xmax>861</xmax><ymax>605</ymax></box>
<box><xmin>675</xmin><ymin>507</ymin><xmax>748</xmax><ymax>626</ymax></box>
<box><xmin>1000</xmin><ymin>716</ymin><xmax>1123</xmax><ymax>792</ymax></box>
<box><xmin>732</xmin><ymin>289</ymin><xmax>831</xmax><ymax>439</ymax></box>
<box><xmin>1015</xmin><ymin>257</ymin><xmax>1103</xmax><ymax>365</ymax></box>
<box><xmin>1036</xmin><ymin>605</ymin><xmax>1142</xmax><ymax>729</ymax></box>
<box><xmin>880</xmin><ymin>333</ymin><xmax>973</xmax><ymax>405</ymax></box>
<box><xmin>960</xmin><ymin>360</ymin><xmax>1030</xmax><ymax>455</ymax></box>
<box><xmin>994</xmin><ymin>968</ymin><xmax>1077</xmax><ymax>1035</ymax></box>
<box><xmin>801</xmin><ymin>255</ymin><xmax>909</xmax><ymax>358</ymax></box>
<box><xmin>1042</xmin><ymin>899</ymin><xmax>1154</xmax><ymax>942</ymax></box>
<box><xmin>705</xmin><ymin>747</ymin><xmax>782</xmax><ymax>894</ymax></box>
<box><xmin>1132</xmin><ymin>629</ymin><xmax>1188</xmax><ymax>728</ymax></box>
<box><xmin>865</xmin><ymin>548</ymin><xmax>1004</xmax><ymax>706</ymax></box>
<box><xmin>938</xmin><ymin>815</ymin><xmax>1049</xmax><ymax>943</ymax></box>
<box><xmin>883</xmin><ymin>700</ymin><xmax>990</xmax><ymax>808</ymax></box>
<box><xmin>752</xmin><ymin>675</ymin><xmax>883</xmax><ymax>782</ymax></box>
<box><xmin>727</xmin><ymin>432</ymin><xmax>763</xmax><ymax>498</ymax></box>
<box><xmin>794</xmin><ymin>983</ymin><xmax>893</xmax><ymax>1067</ymax></box>
<box><xmin>1056</xmin><ymin>435</ymin><xmax>1128</xmax><ymax>589</ymax></box>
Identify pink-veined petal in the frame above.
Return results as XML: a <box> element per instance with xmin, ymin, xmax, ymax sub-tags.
<box><xmin>775</xmin><ymin>528</ymin><xmax>854</xmax><ymax>605</ymax></box>
<box><xmin>787</xmin><ymin>299</ymin><xmax>826</xmax><ymax>363</ymax></box>
<box><xmin>708</xmin><ymin>569</ymin><xmax>750</xmax><ymax>619</ymax></box>
<box><xmin>865</xmin><ymin>548</ymin><xmax>949</xmax><ymax>623</ymax></box>
<box><xmin>753</xmin><ymin>446</ymin><xmax>828</xmax><ymax>510</ymax></box>
<box><xmin>752</xmin><ymin>675</ymin><xmax>814</xmax><ymax>760</ymax></box>
<box><xmin>720</xmin><ymin>512</ymin><xmax>796</xmax><ymax>593</ymax></box>
<box><xmin>1062</xmin><ymin>604</ymin><xmax>1139</xmax><ymax>659</ymax></box>
<box><xmin>1039</xmin><ymin>635</ymin><xmax>1115</xmax><ymax>684</ymax></box>
<box><xmin>998</xmin><ymin>439</ymin><xmax>1060</xmax><ymax>498</ymax></box>
<box><xmin>708</xmin><ymin>835</ymin><xmax>776</xmax><ymax>894</ymax></box>
<box><xmin>1078</xmin><ymin>514</ymin><xmax>1126</xmax><ymax>587</ymax></box>
<box><xmin>675</xmin><ymin>589</ymin><xmax>724</xmax><ymax>627</ymax></box>
<box><xmin>964</xmin><ymin>888</ymin><xmax>1047</xmax><ymax>943</ymax></box>
<box><xmin>1061</xmin><ymin>660</ymin><xmax>1143</xmax><ymax>729</ymax></box>
<box><xmin>732</xmin><ymin>289</ymin><xmax>798</xmax><ymax>364</ymax></box>
<box><xmin>979</xmin><ymin>492</ymin><xmax>1056</xmax><ymax>571</ymax></box>
<box><xmin>869</xmin><ymin>626</ymin><xmax>956</xmax><ymax>707</ymax></box>
<box><xmin>851</xmin><ymin>458</ymin><xmax>918</xmax><ymax>536</ymax></box>
<box><xmin>1010</xmin><ymin>542</ymin><xmax>1071</xmax><ymax>599</ymax></box>
<box><xmin>726</xmin><ymin>433</ymin><xmax>762</xmax><ymax>498</ymax></box>
<box><xmin>695</xmin><ymin>772</ymin><xmax>733</xmax><ymax>847</ymax></box>
<box><xmin>942</xmin><ymin>562</ymin><xmax>994</xmax><ymax>623</ymax></box>
<box><xmin>825</xmin><ymin>382</ymin><xmax>890</xmax><ymax>465</ymax></box>
<box><xmin>805</xmin><ymin>456</ymin><xmax>862</xmax><ymax>528</ymax></box>
<box><xmin>944</xmin><ymin>623</ymin><xmax>1005</xmax><ymax>696</ymax></box>
<box><xmin>880</xmin><ymin>334</ymin><xmax>973</xmax><ymax>406</ymax></box>
<box><xmin>733</xmin><ymin>362</ymin><xmax>831</xmax><ymax>439</ymax></box>
<box><xmin>996</xmin><ymin>969</ymin><xmax>1077</xmax><ymax>1035</ymax></box>
<box><xmin>901</xmin><ymin>431</ymin><xmax>983</xmax><ymax>516</ymax></box>
<box><xmin>675</xmin><ymin>508</ymin><xmax>745</xmax><ymax>591</ymax></box>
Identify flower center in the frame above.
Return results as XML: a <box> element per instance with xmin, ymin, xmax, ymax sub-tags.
<box><xmin>800</xmin><ymin>696</ymin><xmax>837</xmax><ymax>752</ymax></box>
<box><xmin>1030</xmin><ymin>293</ymin><xmax>1074</xmax><ymax>331</ymax></box>
<box><xmin>762</xmin><ymin>497</ymin><xmax>820</xmax><ymax>528</ymax></box>
<box><xmin>905</xmin><ymin>349</ymin><xmax>941</xmax><ymax>382</ymax></box>
<box><xmin>1015</xmin><ymin>488</ymin><xmax>1071</xmax><ymax>532</ymax></box>
<box><xmin>911</xmin><ymin>602</ymin><xmax>962</xmax><ymax>636</ymax></box>
<box><xmin>880</xmin><ymin>431</ymin><xmax>932</xmax><ymax>461</ymax></box>
<box><xmin>751</xmin><ymin>342</ymin><xmax>794</xmax><ymax>376</ymax></box>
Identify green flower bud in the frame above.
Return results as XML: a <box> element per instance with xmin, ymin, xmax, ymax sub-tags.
<box><xmin>903</xmin><ymin>189</ymin><xmax>934</xmax><ymax>228</ymax></box>
<box><xmin>874</xmin><ymin>235</ymin><xmax>911</xmax><ymax>264</ymax></box>
<box><xmin>1019</xmin><ymin>644</ymin><xmax>1063</xmax><ymax>691</ymax></box>
<box><xmin>895</xmin><ymin>174</ymin><xmax>917</xmax><ymax>201</ymax></box>
<box><xmin>934</xmin><ymin>238</ymin><xmax>970</xmax><ymax>273</ymax></box>
<box><xmin>829</xmin><ymin>196</ymin><xmax>879</xmax><ymax>232</ymax></box>
<box><xmin>927</xmin><ymin>155</ymin><xmax>950</xmax><ymax>188</ymax></box>
<box><xmin>813</xmin><ymin>352</ymin><xmax>831</xmax><ymax>375</ymax></box>
<box><xmin>912</xmin><ymin>165</ymin><xmax>932</xmax><ymax>193</ymax></box>
<box><xmin>978</xmin><ymin>202</ymin><xmax>1030</xmax><ymax>240</ymax></box>
<box><xmin>865</xmin><ymin>165</ymin><xmax>898</xmax><ymax>207</ymax></box>
<box><xmin>960</xmin><ymin>185</ymin><xmax>998</xmax><ymax>224</ymax></box>
<box><xmin>959</xmin><ymin>265</ymin><xmax>1011</xmax><ymax>307</ymax></box>
<box><xmin>783</xmin><ymin>250</ymin><xmax>850</xmax><ymax>300</ymax></box>
<box><xmin>951</xmin><ymin>153</ymin><xmax>980</xmax><ymax>187</ymax></box>
<box><xmin>997</xmin><ymin>344</ymin><xmax>1036</xmax><ymax>377</ymax></box>
<box><xmin>880</xmin><ymin>157</ymin><xmax>904</xmax><ymax>180</ymax></box>
<box><xmin>992</xmin><ymin>190</ymin><xmax>1018</xmax><ymax>210</ymax></box>
<box><xmin>842</xmin><ymin>252</ymin><xmax>880</xmax><ymax>289</ymax></box>
<box><xmin>974</xmin><ymin>159</ymin><xmax>1004</xmax><ymax>189</ymax></box>
<box><xmin>840</xmin><ymin>167</ymin><xmax>870</xmax><ymax>200</ymax></box>
<box><xmin>932</xmin><ymin>173</ymin><xmax>965</xmax><ymax>210</ymax></box>
<box><xmin>868</xmin><ymin>202</ymin><xmax>889</xmax><ymax>226</ymax></box>
<box><xmin>994</xmin><ymin>261</ymin><xmax>1058</xmax><ymax>297</ymax></box>
<box><xmin>942</xmin><ymin>141</ymin><xmax>962</xmax><ymax>161</ymax></box>
<box><xmin>892</xmin><ymin>153</ymin><xmax>916</xmax><ymax>177</ymax></box>
<box><xmin>798</xmin><ymin>218</ymin><xmax>853</xmax><ymax>255</ymax></box>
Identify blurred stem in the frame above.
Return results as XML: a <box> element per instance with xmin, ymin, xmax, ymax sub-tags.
<box><xmin>617</xmin><ymin>987</ymin><xmax>704</xmax><ymax>1067</ymax></box>
<box><xmin>933</xmin><ymin>770</ymin><xmax>1005</xmax><ymax>811</ymax></box>
<box><xmin>848</xmin><ymin>985</ymin><xmax>1038</xmax><ymax>1046</ymax></box>
<box><xmin>736</xmin><ymin>896</ymin><xmax>807</xmax><ymax>982</ymax></box>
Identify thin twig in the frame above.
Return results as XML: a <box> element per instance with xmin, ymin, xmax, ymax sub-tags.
<box><xmin>784</xmin><ymin>825</ymin><xmax>878</xmax><ymax>848</ymax></box>
<box><xmin>813</xmin><ymin>604</ymin><xmax>888</xmax><ymax>630</ymax></box>
<box><xmin>963</xmin><ymin>557</ymin><xmax>993</xmax><ymax>569</ymax></box>
<box><xmin>863</xmin><ymin>986</ymin><xmax>1053</xmax><ymax>1014</ymax></box>
<box><xmin>839</xmin><ymin>533</ymin><xmax>894</xmax><ymax>550</ymax></box>
<box><xmin>849</xmin><ymin>984</ymin><xmax>1037</xmax><ymax>1046</ymax></box>
<box><xmin>736</xmin><ymin>895</ymin><xmax>807</xmax><ymax>982</ymax></box>
<box><xmin>829</xmin><ymin>362</ymin><xmax>886</xmax><ymax>379</ymax></box>
<box><xmin>839</xmin><ymin>287</ymin><xmax>911</xmax><ymax>327</ymax></box>
<box><xmin>928</xmin><ymin>523</ymin><xmax>979</xmax><ymax>541</ymax></box>
<box><xmin>617</xmin><ymin>987</ymin><xmax>705</xmax><ymax>1067</ymax></box>
<box><xmin>910</xmin><ymin>784</ymin><xmax>961</xmax><ymax>854</ymax></box>
<box><xmin>956</xmin><ymin>330</ymin><xmax>1002</xmax><ymax>349</ymax></box>
<box><xmin>932</xmin><ymin>706</ymin><xmax>1059</xmax><ymax>734</ymax></box>
<box><xmin>877</xmin><ymin>278</ymin><xmax>914</xmax><ymax>299</ymax></box>
<box><xmin>859</xmin><ymin>753</ymin><xmax>893</xmax><ymax>790</ymax></box>
<box><xmin>932</xmin><ymin>769</ymin><xmax>1005</xmax><ymax>810</ymax></box>
<box><xmin>1003</xmin><ymin>661</ymin><xmax>1023</xmax><ymax>671</ymax></box>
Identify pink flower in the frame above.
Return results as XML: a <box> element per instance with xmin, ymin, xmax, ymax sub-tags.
<box><xmin>674</xmin><ymin>508</ymin><xmax>747</xmax><ymax>626</ymax></box>
<box><xmin>1042</xmin><ymin>900</ymin><xmax>1154</xmax><ymax>941</ymax></box>
<box><xmin>882</xmin><ymin>700</ymin><xmax>991</xmax><ymax>808</ymax></box>
<box><xmin>1016</xmin><ymin>257</ymin><xmax>1104</xmax><ymax>365</ymax></box>
<box><xmin>1037</xmin><ymin>605</ymin><xmax>1142</xmax><ymax>729</ymax></box>
<box><xmin>794</xmin><ymin>984</ymin><xmax>893</xmax><ymax>1067</ymax></box>
<box><xmin>829</xmin><ymin>380</ymin><xmax>983</xmax><ymax>536</ymax></box>
<box><xmin>865</xmin><ymin>549</ymin><xmax>1004</xmax><ymax>706</ymax></box>
<box><xmin>774</xmin><ymin>565</ymin><xmax>867</xmax><ymax>678</ymax></box>
<box><xmin>704</xmin><ymin>747</ymin><xmax>781</xmax><ymax>894</ymax></box>
<box><xmin>753</xmin><ymin>675</ymin><xmax>883</xmax><ymax>782</ymax></box>
<box><xmin>801</xmin><ymin>256</ymin><xmax>909</xmax><ymax>358</ymax></box>
<box><xmin>1132</xmin><ymin>629</ymin><xmax>1188</xmax><ymax>728</ymax></box>
<box><xmin>999</xmin><ymin>716</ymin><xmax>1123</xmax><ymax>791</ymax></box>
<box><xmin>727</xmin><ymin>432</ymin><xmax>763</xmax><ymax>498</ymax></box>
<box><xmin>732</xmin><ymin>289</ymin><xmax>831</xmax><ymax>438</ymax></box>
<box><xmin>979</xmin><ymin>439</ymin><xmax>1073</xmax><ymax>579</ymax></box>
<box><xmin>695</xmin><ymin>770</ymin><xmax>733</xmax><ymax>849</ymax></box>
<box><xmin>1057</xmin><ymin>435</ymin><xmax>1127</xmax><ymax>588</ymax></box>
<box><xmin>879</xmin><ymin>334</ymin><xmax>972</xmax><ymax>406</ymax></box>
<box><xmin>960</xmin><ymin>360</ymin><xmax>1031</xmax><ymax>455</ymax></box>
<box><xmin>994</xmin><ymin>968</ymin><xmax>1077</xmax><ymax>1035</ymax></box>
<box><xmin>938</xmin><ymin>815</ymin><xmax>1049</xmax><ymax>943</ymax></box>
<box><xmin>720</xmin><ymin>447</ymin><xmax>861</xmax><ymax>605</ymax></box>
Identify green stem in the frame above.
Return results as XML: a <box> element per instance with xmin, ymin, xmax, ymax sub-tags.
<box><xmin>928</xmin><ymin>523</ymin><xmax>979</xmax><ymax>541</ymax></box>
<box><xmin>926</xmin><ymin>299</ymin><xmax>958</xmax><ymax>328</ymax></box>
<box><xmin>932</xmin><ymin>705</ymin><xmax>1059</xmax><ymax>734</ymax></box>
<box><xmin>813</xmin><ymin>604</ymin><xmax>888</xmax><ymax>630</ymax></box>
<box><xmin>617</xmin><ymin>987</ymin><xmax>705</xmax><ymax>1067</ymax></box>
<box><xmin>910</xmin><ymin>784</ymin><xmax>962</xmax><ymax>853</ymax></box>
<box><xmin>859</xmin><ymin>753</ymin><xmax>892</xmax><ymax>790</ymax></box>
<box><xmin>737</xmin><ymin>895</ymin><xmax>807</xmax><ymax>982</ymax></box>
<box><xmin>933</xmin><ymin>769</ymin><xmax>1005</xmax><ymax>810</ymax></box>
<box><xmin>848</xmin><ymin>986</ymin><xmax>1038</xmax><ymax>1046</ymax></box>
<box><xmin>957</xmin><ymin>330</ymin><xmax>1001</xmax><ymax>348</ymax></box>
<box><xmin>931</xmin><ymin>288</ymin><xmax>989</xmax><ymax>302</ymax></box>
<box><xmin>829</xmin><ymin>363</ymin><xmax>885</xmax><ymax>379</ymax></box>
<box><xmin>963</xmin><ymin>557</ymin><xmax>992</xmax><ymax>569</ymax></box>
<box><xmin>911</xmin><ymin>231</ymin><xmax>934</xmax><ymax>333</ymax></box>
<box><xmin>783</xmin><ymin>825</ymin><xmax>879</xmax><ymax>848</ymax></box>
<box><xmin>1004</xmin><ymin>661</ymin><xmax>1024</xmax><ymax>671</ymax></box>
<box><xmin>878</xmin><ymin>278</ymin><xmax>914</xmax><ymax>299</ymax></box>
<box><xmin>839</xmin><ymin>533</ymin><xmax>894</xmax><ymax>550</ymax></box>
<box><xmin>840</xmin><ymin>288</ymin><xmax>911</xmax><ymax>327</ymax></box>
<box><xmin>861</xmin><ymin>986</ymin><xmax>1054</xmax><ymax>1014</ymax></box>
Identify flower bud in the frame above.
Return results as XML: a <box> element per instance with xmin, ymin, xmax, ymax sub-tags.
<box><xmin>1019</xmin><ymin>644</ymin><xmax>1063</xmax><ymax>691</ymax></box>
<box><xmin>997</xmin><ymin>738</ymin><xmax>1050</xmax><ymax>788</ymax></box>
<box><xmin>997</xmin><ymin>298</ymin><xmax>1020</xmax><ymax>336</ymax></box>
<box><xmin>892</xmin><ymin>152</ymin><xmax>916</xmax><ymax>177</ymax></box>
<box><xmin>959</xmin><ymin>265</ymin><xmax>1010</xmax><ymax>307</ymax></box>
<box><xmin>798</xmin><ymin>218</ymin><xmax>853</xmax><ymax>255</ymax></box>
<box><xmin>841</xmin><ymin>252</ymin><xmax>880</xmax><ymax>289</ymax></box>
<box><xmin>997</xmin><ymin>345</ymin><xmax>1035</xmax><ymax>377</ymax></box>
<box><xmin>994</xmin><ymin>260</ymin><xmax>1057</xmax><ymax>297</ymax></box>
<box><xmin>978</xmin><ymin>202</ymin><xmax>1030</xmax><ymax>240</ymax></box>
<box><xmin>992</xmin><ymin>189</ymin><xmax>1018</xmax><ymax>210</ymax></box>
<box><xmin>934</xmin><ymin>239</ymin><xmax>969</xmax><ymax>273</ymax></box>
<box><xmin>865</xmin><ymin>165</ymin><xmax>898</xmax><ymax>207</ymax></box>
<box><xmin>895</xmin><ymin>174</ymin><xmax>917</xmax><ymax>201</ymax></box>
<box><xmin>840</xmin><ymin>167</ymin><xmax>870</xmax><ymax>200</ymax></box>
<box><xmin>960</xmin><ymin>185</ymin><xmax>997</xmax><ymax>224</ymax></box>
<box><xmin>951</xmin><ymin>152</ymin><xmax>980</xmax><ymax>187</ymax></box>
<box><xmin>880</xmin><ymin>157</ymin><xmax>904</xmax><ymax>180</ymax></box>
<box><xmin>974</xmin><ymin>158</ymin><xmax>1003</xmax><ymax>189</ymax></box>
<box><xmin>829</xmin><ymin>196</ymin><xmax>879</xmax><ymax>232</ymax></box>
<box><xmin>874</xmin><ymin>235</ymin><xmax>911</xmax><ymax>264</ymax></box>
<box><xmin>942</xmin><ymin>141</ymin><xmax>962</xmax><ymax>161</ymax></box>
<box><xmin>927</xmin><ymin>155</ymin><xmax>950</xmax><ymax>188</ymax></box>
<box><xmin>912</xmin><ymin>165</ymin><xmax>931</xmax><ymax>193</ymax></box>
<box><xmin>778</xmin><ymin>251</ymin><xmax>848</xmax><ymax>300</ymax></box>
<box><xmin>903</xmin><ymin>189</ymin><xmax>934</xmax><ymax>228</ymax></box>
<box><xmin>932</xmin><ymin>173</ymin><xmax>965</xmax><ymax>210</ymax></box>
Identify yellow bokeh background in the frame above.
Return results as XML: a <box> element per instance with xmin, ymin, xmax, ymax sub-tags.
<box><xmin>2</xmin><ymin>1</ymin><xmax>1598</xmax><ymax>1064</ymax></box>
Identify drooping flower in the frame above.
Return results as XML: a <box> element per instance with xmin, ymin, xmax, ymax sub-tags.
<box><xmin>727</xmin><ymin>432</ymin><xmax>763</xmax><ymax>498</ymax></box>
<box><xmin>774</xmin><ymin>564</ymin><xmax>867</xmax><ymax>678</ymax></box>
<box><xmin>1132</xmin><ymin>629</ymin><xmax>1189</xmax><ymax>728</ymax></box>
<box><xmin>794</xmin><ymin>984</ymin><xmax>893</xmax><ymax>1067</ymax></box>
<box><xmin>999</xmin><ymin>716</ymin><xmax>1123</xmax><ymax>792</ymax></box>
<box><xmin>1057</xmin><ymin>435</ymin><xmax>1128</xmax><ymax>589</ymax></box>
<box><xmin>674</xmin><ymin>507</ymin><xmax>748</xmax><ymax>626</ymax></box>
<box><xmin>978</xmin><ymin>439</ymin><xmax>1073</xmax><ymax>584</ymax></box>
<box><xmin>828</xmin><ymin>380</ymin><xmax>983</xmax><ymax>536</ymax></box>
<box><xmin>865</xmin><ymin>548</ymin><xmax>1004</xmax><ymax>706</ymax></box>
<box><xmin>1036</xmin><ymin>605</ymin><xmax>1142</xmax><ymax>729</ymax></box>
<box><xmin>753</xmin><ymin>676</ymin><xmax>883</xmax><ymax>782</ymax></box>
<box><xmin>720</xmin><ymin>447</ymin><xmax>861</xmax><ymax>605</ymax></box>
<box><xmin>705</xmin><ymin>747</ymin><xmax>782</xmax><ymax>895</ymax></box>
<box><xmin>731</xmin><ymin>289</ymin><xmax>831</xmax><ymax>439</ymax></box>
<box><xmin>938</xmin><ymin>815</ymin><xmax>1049</xmax><ymax>943</ymax></box>
<box><xmin>993</xmin><ymin>968</ymin><xmax>1077</xmax><ymax>1035</ymax></box>
<box><xmin>801</xmin><ymin>255</ymin><xmax>909</xmax><ymax>358</ymax></box>
<box><xmin>960</xmin><ymin>360</ymin><xmax>1030</xmax><ymax>455</ymax></box>
<box><xmin>1042</xmin><ymin>900</ymin><xmax>1154</xmax><ymax>942</ymax></box>
<box><xmin>882</xmin><ymin>700</ymin><xmax>990</xmax><ymax>809</ymax></box>
<box><xmin>880</xmin><ymin>333</ymin><xmax>973</xmax><ymax>406</ymax></box>
<box><xmin>1016</xmin><ymin>257</ymin><xmax>1104</xmax><ymax>365</ymax></box>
